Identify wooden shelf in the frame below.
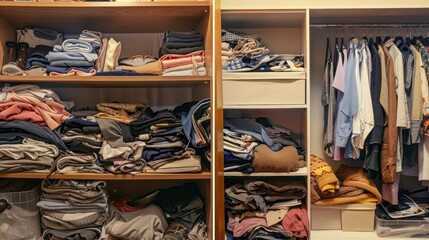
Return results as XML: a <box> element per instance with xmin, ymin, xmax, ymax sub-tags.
<box><xmin>0</xmin><ymin>1</ymin><xmax>210</xmax><ymax>33</ymax></box>
<box><xmin>0</xmin><ymin>75</ymin><xmax>210</xmax><ymax>87</ymax></box>
<box><xmin>222</xmin><ymin>10</ymin><xmax>306</xmax><ymax>28</ymax></box>
<box><xmin>223</xmin><ymin>71</ymin><xmax>306</xmax><ymax>80</ymax></box>
<box><xmin>0</xmin><ymin>170</ymin><xmax>211</xmax><ymax>180</ymax></box>
<box><xmin>310</xmin><ymin>8</ymin><xmax>429</xmax><ymax>24</ymax></box>
<box><xmin>223</xmin><ymin>167</ymin><xmax>307</xmax><ymax>177</ymax></box>
<box><xmin>223</xmin><ymin>104</ymin><xmax>307</xmax><ymax>109</ymax></box>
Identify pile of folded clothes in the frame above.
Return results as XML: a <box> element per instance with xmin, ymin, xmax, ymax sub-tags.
<box><xmin>160</xmin><ymin>31</ymin><xmax>204</xmax><ymax>56</ymax></box>
<box><xmin>0</xmin><ymin>84</ymin><xmax>70</xmax><ymax>173</ymax></box>
<box><xmin>96</xmin><ymin>117</ymin><xmax>146</xmax><ymax>174</ymax></box>
<box><xmin>225</xmin><ymin>178</ymin><xmax>309</xmax><ymax>239</ymax></box>
<box><xmin>37</xmin><ymin>179</ymin><xmax>108</xmax><ymax>240</ymax></box>
<box><xmin>105</xmin><ymin>183</ymin><xmax>208</xmax><ymax>240</ymax></box>
<box><xmin>310</xmin><ymin>155</ymin><xmax>382</xmax><ymax>205</ymax></box>
<box><xmin>127</xmin><ymin>99</ymin><xmax>210</xmax><ymax>173</ymax></box>
<box><xmin>61</xmin><ymin>114</ymin><xmax>102</xmax><ymax>154</ymax></box>
<box><xmin>224</xmin><ymin>117</ymin><xmax>306</xmax><ymax>173</ymax></box>
<box><xmin>221</xmin><ymin>29</ymin><xmax>305</xmax><ymax>72</ymax></box>
<box><xmin>159</xmin><ymin>31</ymin><xmax>206</xmax><ymax>76</ymax></box>
<box><xmin>46</xmin><ymin>37</ymin><xmax>98</xmax><ymax>76</ymax></box>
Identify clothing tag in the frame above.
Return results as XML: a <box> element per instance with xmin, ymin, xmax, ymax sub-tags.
<box><xmin>2</xmin><ymin>92</ymin><xmax>7</xmax><ymax>100</ymax></box>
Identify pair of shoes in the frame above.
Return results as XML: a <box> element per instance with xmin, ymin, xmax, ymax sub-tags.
<box><xmin>2</xmin><ymin>41</ymin><xmax>29</xmax><ymax>75</ymax></box>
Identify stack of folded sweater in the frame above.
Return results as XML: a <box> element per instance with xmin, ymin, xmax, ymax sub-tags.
<box><xmin>160</xmin><ymin>31</ymin><xmax>204</xmax><ymax>56</ymax></box>
<box><xmin>160</xmin><ymin>50</ymin><xmax>207</xmax><ymax>76</ymax></box>
<box><xmin>159</xmin><ymin>31</ymin><xmax>206</xmax><ymax>76</ymax></box>
<box><xmin>61</xmin><ymin>115</ymin><xmax>102</xmax><ymax>154</ymax></box>
<box><xmin>129</xmin><ymin>104</ymin><xmax>203</xmax><ymax>173</ymax></box>
<box><xmin>223</xmin><ymin>117</ymin><xmax>306</xmax><ymax>173</ymax></box>
<box><xmin>0</xmin><ymin>84</ymin><xmax>70</xmax><ymax>173</ymax></box>
<box><xmin>225</xmin><ymin>178</ymin><xmax>309</xmax><ymax>239</ymax></box>
<box><xmin>310</xmin><ymin>155</ymin><xmax>382</xmax><ymax>205</ymax></box>
<box><xmin>46</xmin><ymin>38</ymin><xmax>98</xmax><ymax>76</ymax></box>
<box><xmin>37</xmin><ymin>179</ymin><xmax>108</xmax><ymax>240</ymax></box>
<box><xmin>56</xmin><ymin>115</ymin><xmax>104</xmax><ymax>174</ymax></box>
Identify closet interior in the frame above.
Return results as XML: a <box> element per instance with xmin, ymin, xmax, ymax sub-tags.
<box><xmin>309</xmin><ymin>7</ymin><xmax>429</xmax><ymax>240</ymax></box>
<box><xmin>215</xmin><ymin>7</ymin><xmax>311</xmax><ymax>240</ymax></box>
<box><xmin>0</xmin><ymin>2</ymin><xmax>212</xmax><ymax>240</ymax></box>
<box><xmin>216</xmin><ymin>1</ymin><xmax>429</xmax><ymax>240</ymax></box>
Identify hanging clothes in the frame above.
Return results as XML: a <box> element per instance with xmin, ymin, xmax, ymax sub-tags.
<box><xmin>322</xmin><ymin>37</ymin><xmax>336</xmax><ymax>157</ymax></box>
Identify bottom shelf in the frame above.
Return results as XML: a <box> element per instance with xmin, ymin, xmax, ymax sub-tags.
<box><xmin>311</xmin><ymin>230</ymin><xmax>429</xmax><ymax>240</ymax></box>
<box><xmin>0</xmin><ymin>169</ymin><xmax>211</xmax><ymax>180</ymax></box>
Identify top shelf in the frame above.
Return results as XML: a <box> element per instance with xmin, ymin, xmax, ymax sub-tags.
<box><xmin>0</xmin><ymin>1</ymin><xmax>210</xmax><ymax>33</ymax></box>
<box><xmin>222</xmin><ymin>10</ymin><xmax>306</xmax><ymax>28</ymax></box>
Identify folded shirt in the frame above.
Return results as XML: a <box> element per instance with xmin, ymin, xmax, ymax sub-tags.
<box><xmin>160</xmin><ymin>41</ymin><xmax>204</xmax><ymax>56</ymax></box>
<box><xmin>60</xmin><ymin>39</ymin><xmax>95</xmax><ymax>53</ymax></box>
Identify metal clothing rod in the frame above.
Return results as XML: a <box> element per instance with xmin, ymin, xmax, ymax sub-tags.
<box><xmin>310</xmin><ymin>24</ymin><xmax>429</xmax><ymax>28</ymax></box>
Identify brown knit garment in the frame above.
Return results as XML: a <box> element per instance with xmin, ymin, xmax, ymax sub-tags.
<box><xmin>310</xmin><ymin>177</ymin><xmax>364</xmax><ymax>204</ymax></box>
<box><xmin>313</xmin><ymin>165</ymin><xmax>382</xmax><ymax>205</ymax></box>
<box><xmin>310</xmin><ymin>155</ymin><xmax>339</xmax><ymax>194</ymax></box>
<box><xmin>252</xmin><ymin>144</ymin><xmax>303</xmax><ymax>172</ymax></box>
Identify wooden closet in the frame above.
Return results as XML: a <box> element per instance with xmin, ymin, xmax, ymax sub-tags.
<box><xmin>0</xmin><ymin>0</ymin><xmax>213</xmax><ymax>237</ymax></box>
<box><xmin>215</xmin><ymin>1</ymin><xmax>429</xmax><ymax>239</ymax></box>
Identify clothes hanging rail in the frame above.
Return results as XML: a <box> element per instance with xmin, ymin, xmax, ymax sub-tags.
<box><xmin>310</xmin><ymin>24</ymin><xmax>429</xmax><ymax>28</ymax></box>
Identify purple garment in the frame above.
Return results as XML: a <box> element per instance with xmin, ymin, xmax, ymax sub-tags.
<box><xmin>333</xmin><ymin>48</ymin><xmax>348</xmax><ymax>160</ymax></box>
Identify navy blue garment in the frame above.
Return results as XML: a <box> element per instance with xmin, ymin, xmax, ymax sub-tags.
<box><xmin>130</xmin><ymin>109</ymin><xmax>180</xmax><ymax>136</ymax></box>
<box><xmin>181</xmin><ymin>98</ymin><xmax>210</xmax><ymax>149</ymax></box>
<box><xmin>0</xmin><ymin>120</ymin><xmax>67</xmax><ymax>151</ymax></box>
<box><xmin>62</xmin><ymin>117</ymin><xmax>100</xmax><ymax>134</ymax></box>
<box><xmin>154</xmin><ymin>183</ymin><xmax>204</xmax><ymax>230</ymax></box>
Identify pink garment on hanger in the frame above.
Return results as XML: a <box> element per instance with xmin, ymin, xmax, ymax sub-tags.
<box><xmin>333</xmin><ymin>48</ymin><xmax>348</xmax><ymax>160</ymax></box>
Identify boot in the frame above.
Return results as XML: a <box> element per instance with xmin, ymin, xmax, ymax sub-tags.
<box><xmin>2</xmin><ymin>42</ymin><xmax>28</xmax><ymax>75</ymax></box>
<box><xmin>2</xmin><ymin>41</ymin><xmax>17</xmax><ymax>65</ymax></box>
<box><xmin>15</xmin><ymin>42</ymin><xmax>29</xmax><ymax>70</ymax></box>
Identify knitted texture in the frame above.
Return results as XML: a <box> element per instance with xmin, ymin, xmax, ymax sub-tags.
<box><xmin>313</xmin><ymin>165</ymin><xmax>382</xmax><ymax>205</ymax></box>
<box><xmin>310</xmin><ymin>154</ymin><xmax>339</xmax><ymax>193</ymax></box>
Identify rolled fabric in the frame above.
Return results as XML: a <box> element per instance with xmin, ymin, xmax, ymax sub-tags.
<box><xmin>61</xmin><ymin>39</ymin><xmax>94</xmax><ymax>53</ymax></box>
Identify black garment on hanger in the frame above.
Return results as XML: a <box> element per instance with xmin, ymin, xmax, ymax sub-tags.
<box><xmin>365</xmin><ymin>42</ymin><xmax>384</xmax><ymax>180</ymax></box>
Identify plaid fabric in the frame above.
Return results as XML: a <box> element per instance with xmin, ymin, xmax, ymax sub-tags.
<box><xmin>222</xmin><ymin>29</ymin><xmax>262</xmax><ymax>44</ymax></box>
<box><xmin>226</xmin><ymin>58</ymin><xmax>246</xmax><ymax>71</ymax></box>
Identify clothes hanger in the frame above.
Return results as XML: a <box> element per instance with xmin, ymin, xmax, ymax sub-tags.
<box><xmin>394</xmin><ymin>25</ymin><xmax>410</xmax><ymax>51</ymax></box>
<box><xmin>369</xmin><ymin>24</ymin><xmax>375</xmax><ymax>45</ymax></box>
<box><xmin>376</xmin><ymin>24</ymin><xmax>383</xmax><ymax>44</ymax></box>
<box><xmin>384</xmin><ymin>25</ymin><xmax>391</xmax><ymax>42</ymax></box>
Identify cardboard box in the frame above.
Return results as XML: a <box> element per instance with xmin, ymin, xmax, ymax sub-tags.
<box><xmin>312</xmin><ymin>203</ymin><xmax>376</xmax><ymax>232</ymax></box>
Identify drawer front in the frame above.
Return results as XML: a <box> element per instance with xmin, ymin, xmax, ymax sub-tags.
<box><xmin>223</xmin><ymin>79</ymin><xmax>306</xmax><ymax>105</ymax></box>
